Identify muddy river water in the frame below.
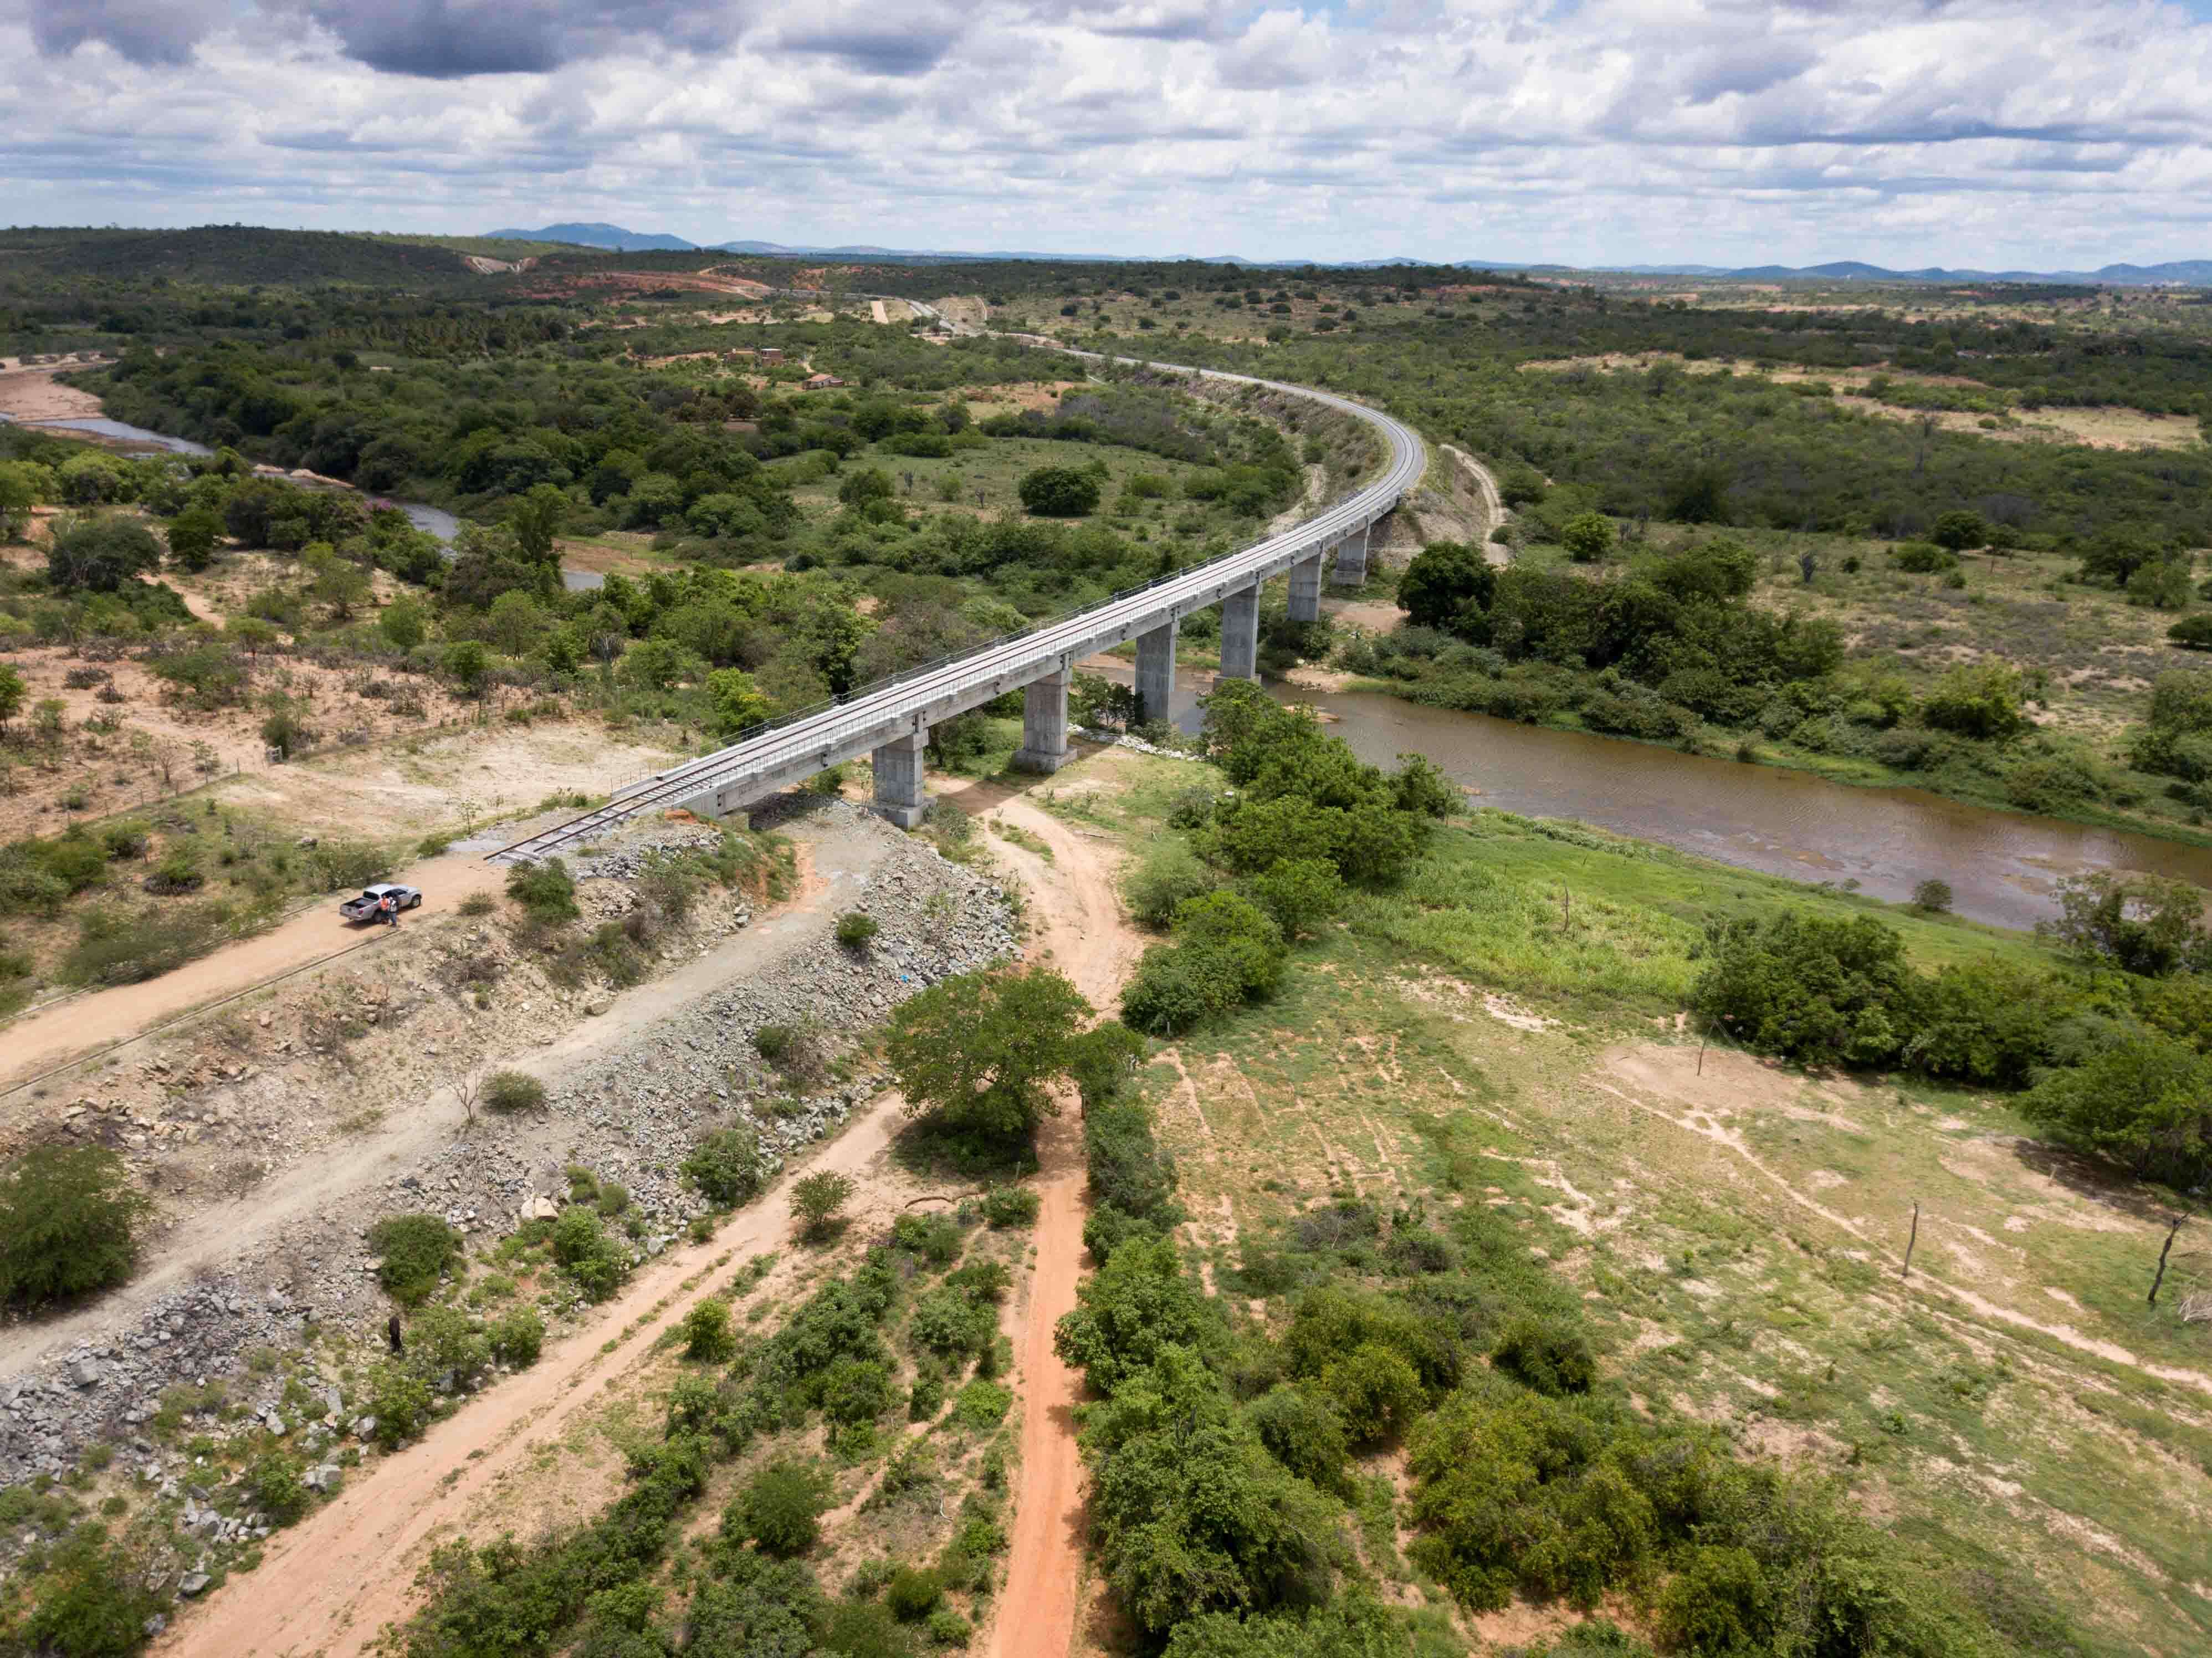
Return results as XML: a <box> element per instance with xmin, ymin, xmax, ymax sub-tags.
<box><xmin>1098</xmin><ymin>662</ymin><xmax>2212</xmax><ymax>933</ymax></box>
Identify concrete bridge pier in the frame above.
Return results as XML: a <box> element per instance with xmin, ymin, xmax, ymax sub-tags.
<box><xmin>1331</xmin><ymin>524</ymin><xmax>1371</xmax><ymax>586</ymax></box>
<box><xmin>1135</xmin><ymin>620</ymin><xmax>1177</xmax><ymax>724</ymax></box>
<box><xmin>1218</xmin><ymin>583</ymin><xmax>1261</xmax><ymax>681</ymax></box>
<box><xmin>871</xmin><ymin>727</ymin><xmax>931</xmax><ymax>827</ymax></box>
<box><xmin>1287</xmin><ymin>552</ymin><xmax>1324</xmax><ymax>623</ymax></box>
<box><xmin>1012</xmin><ymin>669</ymin><xmax>1073</xmax><ymax>773</ymax></box>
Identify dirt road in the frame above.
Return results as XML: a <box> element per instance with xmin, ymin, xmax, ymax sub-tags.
<box><xmin>1442</xmin><ymin>442</ymin><xmax>1508</xmax><ymax>563</ymax></box>
<box><xmin>0</xmin><ymin>852</ymin><xmax>509</xmax><ymax>1096</ymax></box>
<box><xmin>949</xmin><ymin>778</ymin><xmax>1145</xmax><ymax>1658</ymax></box>
<box><xmin>149</xmin><ymin>777</ymin><xmax>1139</xmax><ymax>1656</ymax></box>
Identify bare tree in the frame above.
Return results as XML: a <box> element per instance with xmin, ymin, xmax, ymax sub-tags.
<box><xmin>454</xmin><ymin>1073</ymin><xmax>483</xmax><ymax>1127</ymax></box>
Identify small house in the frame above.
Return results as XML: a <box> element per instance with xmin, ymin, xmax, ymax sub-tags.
<box><xmin>803</xmin><ymin>372</ymin><xmax>843</xmax><ymax>391</ymax></box>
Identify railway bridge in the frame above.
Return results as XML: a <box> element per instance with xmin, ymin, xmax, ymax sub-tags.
<box><xmin>491</xmin><ymin>357</ymin><xmax>1424</xmax><ymax>862</ymax></box>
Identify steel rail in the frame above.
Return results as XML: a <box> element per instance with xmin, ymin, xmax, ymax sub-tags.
<box><xmin>488</xmin><ymin>353</ymin><xmax>1424</xmax><ymax>864</ymax></box>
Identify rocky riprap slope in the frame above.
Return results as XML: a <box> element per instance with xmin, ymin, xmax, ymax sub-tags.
<box><xmin>0</xmin><ymin>804</ymin><xmax>1015</xmax><ymax>1490</ymax></box>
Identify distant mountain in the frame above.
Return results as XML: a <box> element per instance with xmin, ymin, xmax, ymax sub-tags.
<box><xmin>487</xmin><ymin>222</ymin><xmax>698</xmax><ymax>252</ymax></box>
<box><xmin>1580</xmin><ymin>257</ymin><xmax>2212</xmax><ymax>287</ymax></box>
<box><xmin>477</xmin><ymin>222</ymin><xmax>2210</xmax><ymax>286</ymax></box>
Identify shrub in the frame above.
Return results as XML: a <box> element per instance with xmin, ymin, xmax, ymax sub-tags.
<box><xmin>2170</xmin><ymin>613</ymin><xmax>2212</xmax><ymax>651</ymax></box>
<box><xmin>489</xmin><ymin>1306</ymin><xmax>544</xmax><ymax>1368</ymax></box>
<box><xmin>2019</xmin><ymin>1035</ymin><xmax>2212</xmax><ymax>1189</ymax></box>
<box><xmin>892</xmin><ymin>1211</ymin><xmax>962</xmax><ymax>1266</ymax></box>
<box><xmin>1692</xmin><ymin>912</ymin><xmax>1921</xmax><ymax>1067</ymax></box>
<box><xmin>0</xmin><ymin>1144</ymin><xmax>147</xmax><ymax>1309</ymax></box>
<box><xmin>1911</xmin><ymin>879</ymin><xmax>1954</xmax><ymax>914</ymax></box>
<box><xmin>504</xmin><ymin>857</ymin><xmax>578</xmax><ymax>922</ymax></box>
<box><xmin>1490</xmin><ymin>1316</ymin><xmax>1597</xmax><ymax>1396</ymax></box>
<box><xmin>1247</xmin><ymin>857</ymin><xmax>1343</xmax><ymax>940</ymax></box>
<box><xmin>1017</xmin><ymin>465</ymin><xmax>1101</xmax><ymax>518</ymax></box>
<box><xmin>885</xmin><ymin>1566</ymin><xmax>943</xmax><ymax>1620</ymax></box>
<box><xmin>365</xmin><ymin>1360</ymin><xmax>434</xmax><ymax>1447</ymax></box>
<box><xmin>247</xmin><ymin>1451</ymin><xmax>310</xmax><ymax>1525</ymax></box>
<box><xmin>1246</xmin><ymin>1384</ymin><xmax>1351</xmax><ymax>1495</ymax></box>
<box><xmin>1920</xmin><ymin>662</ymin><xmax>2029</xmax><ymax>739</ymax></box>
<box><xmin>1054</xmin><ymin>1236</ymin><xmax>1216</xmax><ymax>1390</ymax></box>
<box><xmin>820</xmin><ymin>1600</ymin><xmax>917</xmax><ymax>1657</ymax></box>
<box><xmin>1657</xmin><ymin>1544</ymin><xmax>1774</xmax><ymax>1655</ymax></box>
<box><xmin>836</xmin><ymin>910</ymin><xmax>879</xmax><ymax>949</ymax></box>
<box><xmin>1122</xmin><ymin>839</ymin><xmax>1215</xmax><ymax>928</ymax></box>
<box><xmin>366</xmin><ymin>1213</ymin><xmax>462</xmax><ymax>1306</ymax></box>
<box><xmin>909</xmin><ymin>1373</ymin><xmax>945</xmax><ymax>1420</ymax></box>
<box><xmin>793</xmin><ymin>1170</ymin><xmax>856</xmax><ymax>1241</ymax></box>
<box><xmin>550</xmin><ymin>1207</ymin><xmax>630</xmax><ymax>1302</ymax></box>
<box><xmin>952</xmin><ymin>1378</ymin><xmax>1012</xmax><ymax>1430</ymax></box>
<box><xmin>683</xmin><ymin>1297</ymin><xmax>735</xmax><ymax>1360</ymax></box>
<box><xmin>59</xmin><ymin>903</ymin><xmax>226</xmax><ymax>987</ymax></box>
<box><xmin>979</xmin><ymin>1185</ymin><xmax>1040</xmax><ymax>1229</ymax></box>
<box><xmin>411</xmin><ymin>1303</ymin><xmax>490</xmax><ymax>1386</ymax></box>
<box><xmin>727</xmin><ymin>1458</ymin><xmax>836</xmax><ymax>1555</ymax></box>
<box><xmin>1892</xmin><ymin>541</ymin><xmax>1958</xmax><ymax>574</ymax></box>
<box><xmin>685</xmin><ymin>1125</ymin><xmax>765</xmax><ymax>1205</ymax></box>
<box><xmin>926</xmin><ymin>1607</ymin><xmax>973</xmax><ymax>1647</ymax></box>
<box><xmin>910</xmin><ymin>1288</ymin><xmax>997</xmax><ymax>1360</ymax></box>
<box><xmin>11</xmin><ymin>1527</ymin><xmax>164</xmax><ymax>1658</ymax></box>
<box><xmin>482</xmin><ymin>1070</ymin><xmax>547</xmax><ymax>1114</ymax></box>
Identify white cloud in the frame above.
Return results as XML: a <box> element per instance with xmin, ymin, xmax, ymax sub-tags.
<box><xmin>1</xmin><ymin>0</ymin><xmax>2208</xmax><ymax>267</ymax></box>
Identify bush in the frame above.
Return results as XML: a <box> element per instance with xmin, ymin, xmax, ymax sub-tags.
<box><xmin>885</xmin><ymin>1566</ymin><xmax>943</xmax><ymax>1620</ymax></box>
<box><xmin>0</xmin><ymin>1145</ymin><xmax>147</xmax><ymax>1309</ymax></box>
<box><xmin>793</xmin><ymin>1170</ymin><xmax>856</xmax><ymax>1240</ymax></box>
<box><xmin>1891</xmin><ymin>541</ymin><xmax>1958</xmax><ymax>574</ymax></box>
<box><xmin>2019</xmin><ymin>1035</ymin><xmax>2212</xmax><ymax>1189</ymax></box>
<box><xmin>482</xmin><ymin>1070</ymin><xmax>547</xmax><ymax>1113</ymax></box>
<box><xmin>10</xmin><ymin>1527</ymin><xmax>164</xmax><ymax>1658</ymax></box>
<box><xmin>1017</xmin><ymin>465</ymin><xmax>1101</xmax><ymax>518</ymax></box>
<box><xmin>979</xmin><ymin>1185</ymin><xmax>1040</xmax><ymax>1229</ymax></box>
<box><xmin>684</xmin><ymin>1125</ymin><xmax>765</xmax><ymax>1205</ymax></box>
<box><xmin>367</xmin><ymin>1213</ymin><xmax>462</xmax><ymax>1306</ymax></box>
<box><xmin>504</xmin><ymin>857</ymin><xmax>578</xmax><ymax>923</ymax></box>
<box><xmin>489</xmin><ymin>1306</ymin><xmax>544</xmax><ymax>1367</ymax></box>
<box><xmin>1246</xmin><ymin>1384</ymin><xmax>1351</xmax><ymax>1495</ymax></box>
<box><xmin>1911</xmin><ymin>878</ymin><xmax>1954</xmax><ymax>914</ymax></box>
<box><xmin>683</xmin><ymin>1297</ymin><xmax>735</xmax><ymax>1361</ymax></box>
<box><xmin>1489</xmin><ymin>1316</ymin><xmax>1597</xmax><ymax>1396</ymax></box>
<box><xmin>1247</xmin><ymin>857</ymin><xmax>1343</xmax><ymax>940</ymax></box>
<box><xmin>727</xmin><ymin>1458</ymin><xmax>836</xmax><ymax>1556</ymax></box>
<box><xmin>247</xmin><ymin>1451</ymin><xmax>310</xmax><ymax>1525</ymax></box>
<box><xmin>1657</xmin><ymin>1545</ymin><xmax>1774</xmax><ymax>1656</ymax></box>
<box><xmin>1122</xmin><ymin>839</ymin><xmax>1215</xmax><ymax>928</ymax></box>
<box><xmin>365</xmin><ymin>1360</ymin><xmax>434</xmax><ymax>1447</ymax></box>
<box><xmin>836</xmin><ymin>910</ymin><xmax>879</xmax><ymax>949</ymax></box>
<box><xmin>550</xmin><ymin>1207</ymin><xmax>630</xmax><ymax>1302</ymax></box>
<box><xmin>2170</xmin><ymin>613</ymin><xmax>2212</xmax><ymax>651</ymax></box>
<box><xmin>1692</xmin><ymin>912</ymin><xmax>1921</xmax><ymax>1067</ymax></box>
<box><xmin>892</xmin><ymin>1210</ymin><xmax>962</xmax><ymax>1265</ymax></box>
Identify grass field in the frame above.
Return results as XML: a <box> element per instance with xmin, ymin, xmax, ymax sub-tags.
<box><xmin>1041</xmin><ymin>751</ymin><xmax>2212</xmax><ymax>1657</ymax></box>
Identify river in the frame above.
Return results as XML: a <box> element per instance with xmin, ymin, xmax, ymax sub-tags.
<box><xmin>1</xmin><ymin>413</ymin><xmax>603</xmax><ymax>590</ymax></box>
<box><xmin>19</xmin><ymin>411</ymin><xmax>2211</xmax><ymax>932</ymax></box>
<box><xmin>1087</xmin><ymin>660</ymin><xmax>2212</xmax><ymax>934</ymax></box>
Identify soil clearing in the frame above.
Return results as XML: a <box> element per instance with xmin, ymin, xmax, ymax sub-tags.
<box><xmin>0</xmin><ymin>365</ymin><xmax>109</xmax><ymax>422</ymax></box>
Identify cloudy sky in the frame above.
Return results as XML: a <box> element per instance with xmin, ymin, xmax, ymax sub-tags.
<box><xmin>3</xmin><ymin>0</ymin><xmax>2209</xmax><ymax>268</ymax></box>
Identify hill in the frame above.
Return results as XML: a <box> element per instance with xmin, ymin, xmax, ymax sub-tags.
<box><xmin>0</xmin><ymin>225</ymin><xmax>480</xmax><ymax>286</ymax></box>
<box><xmin>488</xmin><ymin>222</ymin><xmax>698</xmax><ymax>252</ymax></box>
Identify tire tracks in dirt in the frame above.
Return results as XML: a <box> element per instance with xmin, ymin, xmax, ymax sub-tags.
<box><xmin>951</xmin><ymin>780</ymin><xmax>1143</xmax><ymax>1658</ymax></box>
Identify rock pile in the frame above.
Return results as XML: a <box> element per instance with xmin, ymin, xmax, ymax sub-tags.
<box><xmin>0</xmin><ymin>802</ymin><xmax>1016</xmax><ymax>1490</ymax></box>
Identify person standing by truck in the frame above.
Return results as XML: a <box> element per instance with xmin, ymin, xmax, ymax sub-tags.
<box><xmin>380</xmin><ymin>892</ymin><xmax>399</xmax><ymax>929</ymax></box>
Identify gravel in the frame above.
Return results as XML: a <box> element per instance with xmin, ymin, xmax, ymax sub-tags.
<box><xmin>0</xmin><ymin>802</ymin><xmax>1016</xmax><ymax>1489</ymax></box>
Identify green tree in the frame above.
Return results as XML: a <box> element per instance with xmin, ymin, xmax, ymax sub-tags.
<box><xmin>1397</xmin><ymin>540</ymin><xmax>1494</xmax><ymax>632</ymax></box>
<box><xmin>1248</xmin><ymin>857</ymin><xmax>1343</xmax><ymax>939</ymax></box>
<box><xmin>1559</xmin><ymin>510</ymin><xmax>1615</xmax><ymax>562</ymax></box>
<box><xmin>165</xmin><ymin>504</ymin><xmax>223</xmax><ymax>571</ymax></box>
<box><xmin>230</xmin><ymin>616</ymin><xmax>280</xmax><ymax>659</ymax></box>
<box><xmin>726</xmin><ymin>1458</ymin><xmax>836</xmax><ymax>1556</ymax></box>
<box><xmin>508</xmin><ymin>482</ymin><xmax>569</xmax><ymax>566</ymax></box>
<box><xmin>886</xmin><ymin>967</ymin><xmax>1092</xmax><ymax>1139</ymax></box>
<box><xmin>1018</xmin><ymin>466</ymin><xmax>1102</xmax><ymax>518</ymax></box>
<box><xmin>379</xmin><ymin>596</ymin><xmax>427</xmax><ymax>651</ymax></box>
<box><xmin>1920</xmin><ymin>662</ymin><xmax>2030</xmax><ymax>739</ymax></box>
<box><xmin>617</xmin><ymin>637</ymin><xmax>704</xmax><ymax>692</ymax></box>
<box><xmin>484</xmin><ymin>590</ymin><xmax>547</xmax><ymax>655</ymax></box>
<box><xmin>0</xmin><ymin>1144</ymin><xmax>149</xmax><ymax>1308</ymax></box>
<box><xmin>444</xmin><ymin>639</ymin><xmax>490</xmax><ymax>695</ymax></box>
<box><xmin>2020</xmin><ymin>1035</ymin><xmax>2212</xmax><ymax>1188</ymax></box>
<box><xmin>0</xmin><ymin>663</ymin><xmax>24</xmax><ymax>730</ymax></box>
<box><xmin>1930</xmin><ymin>509</ymin><xmax>1989</xmax><ymax>551</ymax></box>
<box><xmin>707</xmin><ymin>667</ymin><xmax>773</xmax><ymax>737</ymax></box>
<box><xmin>683</xmin><ymin>1125</ymin><xmax>764</xmax><ymax>1205</ymax></box>
<box><xmin>792</xmin><ymin>1171</ymin><xmax>856</xmax><ymax>1241</ymax></box>
<box><xmin>2128</xmin><ymin>557</ymin><xmax>2195</xmax><ymax>611</ymax></box>
<box><xmin>837</xmin><ymin>467</ymin><xmax>895</xmax><ymax>509</ymax></box>
<box><xmin>305</xmin><ymin>545</ymin><xmax>372</xmax><ymax>620</ymax></box>
<box><xmin>2037</xmin><ymin>871</ymin><xmax>2209</xmax><ymax>976</ymax></box>
<box><xmin>1692</xmin><ymin>912</ymin><xmax>1922</xmax><ymax>1067</ymax></box>
<box><xmin>46</xmin><ymin>517</ymin><xmax>162</xmax><ymax>592</ymax></box>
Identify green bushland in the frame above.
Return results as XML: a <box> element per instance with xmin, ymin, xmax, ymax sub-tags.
<box><xmin>367</xmin><ymin>1214</ymin><xmax>463</xmax><ymax>1306</ymax></box>
<box><xmin>1119</xmin><ymin>680</ymin><xmax>1452</xmax><ymax>1037</ymax></box>
<box><xmin>0</xmin><ymin>1145</ymin><xmax>147</xmax><ymax>1311</ymax></box>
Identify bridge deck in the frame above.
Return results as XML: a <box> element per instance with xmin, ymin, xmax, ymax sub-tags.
<box><xmin>488</xmin><ymin>357</ymin><xmax>1424</xmax><ymax>865</ymax></box>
